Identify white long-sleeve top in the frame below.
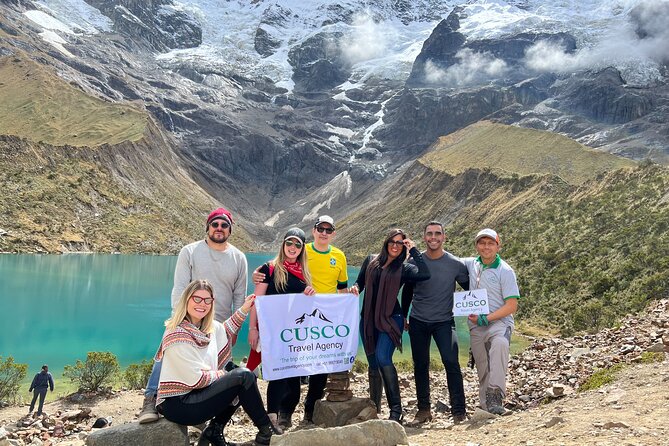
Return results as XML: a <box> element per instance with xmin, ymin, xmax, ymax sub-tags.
<box><xmin>156</xmin><ymin>308</ymin><xmax>246</xmax><ymax>406</ymax></box>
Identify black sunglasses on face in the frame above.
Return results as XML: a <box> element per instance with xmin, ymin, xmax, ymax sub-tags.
<box><xmin>210</xmin><ymin>221</ymin><xmax>230</xmax><ymax>229</ymax></box>
<box><xmin>284</xmin><ymin>240</ymin><xmax>303</xmax><ymax>249</ymax></box>
<box><xmin>315</xmin><ymin>226</ymin><xmax>334</xmax><ymax>234</ymax></box>
<box><xmin>387</xmin><ymin>240</ymin><xmax>405</xmax><ymax>247</ymax></box>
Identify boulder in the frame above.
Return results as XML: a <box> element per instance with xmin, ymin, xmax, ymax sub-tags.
<box><xmin>86</xmin><ymin>419</ymin><xmax>188</xmax><ymax>446</ymax></box>
<box><xmin>313</xmin><ymin>397</ymin><xmax>377</xmax><ymax>427</ymax></box>
<box><xmin>272</xmin><ymin>420</ymin><xmax>408</xmax><ymax>446</ymax></box>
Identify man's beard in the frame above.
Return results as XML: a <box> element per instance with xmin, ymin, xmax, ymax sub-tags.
<box><xmin>208</xmin><ymin>232</ymin><xmax>229</xmax><ymax>244</ymax></box>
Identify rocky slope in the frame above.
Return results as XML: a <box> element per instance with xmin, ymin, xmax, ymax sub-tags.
<box><xmin>1</xmin><ymin>0</ymin><xmax>668</xmax><ymax>243</ymax></box>
<box><xmin>1</xmin><ymin>300</ymin><xmax>667</xmax><ymax>445</ymax></box>
<box><xmin>0</xmin><ymin>54</ymin><xmax>253</xmax><ymax>253</ymax></box>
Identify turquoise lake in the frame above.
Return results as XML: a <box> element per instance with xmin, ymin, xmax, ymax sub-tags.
<box><xmin>0</xmin><ymin>253</ymin><xmax>472</xmax><ymax>377</ymax></box>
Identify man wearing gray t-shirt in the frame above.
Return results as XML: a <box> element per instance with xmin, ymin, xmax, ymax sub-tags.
<box><xmin>402</xmin><ymin>221</ymin><xmax>469</xmax><ymax>424</ymax></box>
<box><xmin>463</xmin><ymin>228</ymin><xmax>520</xmax><ymax>415</ymax></box>
<box><xmin>139</xmin><ymin>207</ymin><xmax>249</xmax><ymax>423</ymax></box>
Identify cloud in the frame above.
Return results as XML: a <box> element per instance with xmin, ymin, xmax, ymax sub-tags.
<box><xmin>524</xmin><ymin>0</ymin><xmax>669</xmax><ymax>75</ymax></box>
<box><xmin>340</xmin><ymin>13</ymin><xmax>391</xmax><ymax>64</ymax></box>
<box><xmin>424</xmin><ymin>48</ymin><xmax>508</xmax><ymax>86</ymax></box>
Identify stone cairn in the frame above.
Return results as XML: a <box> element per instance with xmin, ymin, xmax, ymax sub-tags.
<box><xmin>325</xmin><ymin>371</ymin><xmax>353</xmax><ymax>402</ymax></box>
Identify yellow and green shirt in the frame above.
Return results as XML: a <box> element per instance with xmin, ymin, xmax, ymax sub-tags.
<box><xmin>305</xmin><ymin>243</ymin><xmax>349</xmax><ymax>293</ymax></box>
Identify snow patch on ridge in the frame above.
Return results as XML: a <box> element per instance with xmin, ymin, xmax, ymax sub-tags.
<box><xmin>32</xmin><ymin>1</ymin><xmax>112</xmax><ymax>34</ymax></box>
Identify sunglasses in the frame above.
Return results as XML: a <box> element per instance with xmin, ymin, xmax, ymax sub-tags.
<box><xmin>209</xmin><ymin>221</ymin><xmax>230</xmax><ymax>229</ymax></box>
<box><xmin>284</xmin><ymin>240</ymin><xmax>303</xmax><ymax>249</ymax></box>
<box><xmin>191</xmin><ymin>295</ymin><xmax>214</xmax><ymax>305</ymax></box>
<box><xmin>387</xmin><ymin>240</ymin><xmax>405</xmax><ymax>247</ymax></box>
<box><xmin>315</xmin><ymin>226</ymin><xmax>334</xmax><ymax>234</ymax></box>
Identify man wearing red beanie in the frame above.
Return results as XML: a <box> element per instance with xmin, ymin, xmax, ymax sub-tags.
<box><xmin>139</xmin><ymin>207</ymin><xmax>248</xmax><ymax>424</ymax></box>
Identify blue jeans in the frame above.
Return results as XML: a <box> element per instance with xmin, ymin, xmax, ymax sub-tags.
<box><xmin>145</xmin><ymin>360</ymin><xmax>162</xmax><ymax>397</ymax></box>
<box><xmin>363</xmin><ymin>314</ymin><xmax>404</xmax><ymax>369</ymax></box>
<box><xmin>409</xmin><ymin>316</ymin><xmax>465</xmax><ymax>415</ymax></box>
<box><xmin>29</xmin><ymin>388</ymin><xmax>48</xmax><ymax>414</ymax></box>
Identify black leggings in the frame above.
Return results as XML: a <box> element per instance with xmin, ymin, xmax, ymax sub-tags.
<box><xmin>267</xmin><ymin>376</ymin><xmax>300</xmax><ymax>414</ymax></box>
<box><xmin>159</xmin><ymin>368</ymin><xmax>270</xmax><ymax>427</ymax></box>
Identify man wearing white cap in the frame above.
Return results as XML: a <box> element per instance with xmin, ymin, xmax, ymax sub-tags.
<box><xmin>463</xmin><ymin>228</ymin><xmax>520</xmax><ymax>415</ymax></box>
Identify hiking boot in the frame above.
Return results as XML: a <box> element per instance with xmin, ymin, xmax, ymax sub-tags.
<box><xmin>138</xmin><ymin>394</ymin><xmax>159</xmax><ymax>424</ymax></box>
<box><xmin>411</xmin><ymin>408</ymin><xmax>433</xmax><ymax>424</ymax></box>
<box><xmin>485</xmin><ymin>388</ymin><xmax>505</xmax><ymax>415</ymax></box>
<box><xmin>452</xmin><ymin>413</ymin><xmax>467</xmax><ymax>424</ymax></box>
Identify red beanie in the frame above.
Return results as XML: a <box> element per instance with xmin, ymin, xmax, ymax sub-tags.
<box><xmin>207</xmin><ymin>207</ymin><xmax>233</xmax><ymax>231</ymax></box>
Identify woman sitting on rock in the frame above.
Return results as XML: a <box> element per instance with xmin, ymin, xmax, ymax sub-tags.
<box><xmin>350</xmin><ymin>229</ymin><xmax>430</xmax><ymax>422</ymax></box>
<box><xmin>155</xmin><ymin>279</ymin><xmax>279</xmax><ymax>446</ymax></box>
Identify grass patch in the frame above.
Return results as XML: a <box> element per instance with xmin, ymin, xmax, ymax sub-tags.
<box><xmin>16</xmin><ymin>378</ymin><xmax>81</xmax><ymax>406</ymax></box>
<box><xmin>579</xmin><ymin>364</ymin><xmax>625</xmax><ymax>392</ymax></box>
<box><xmin>639</xmin><ymin>352</ymin><xmax>665</xmax><ymax>364</ymax></box>
<box><xmin>421</xmin><ymin>121</ymin><xmax>634</xmax><ymax>185</ymax></box>
<box><xmin>0</xmin><ymin>55</ymin><xmax>147</xmax><ymax>147</ymax></box>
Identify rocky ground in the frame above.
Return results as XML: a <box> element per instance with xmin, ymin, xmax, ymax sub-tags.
<box><xmin>1</xmin><ymin>300</ymin><xmax>667</xmax><ymax>446</ymax></box>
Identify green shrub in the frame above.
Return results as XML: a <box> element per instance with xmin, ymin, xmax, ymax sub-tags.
<box><xmin>352</xmin><ymin>359</ymin><xmax>368</xmax><ymax>373</ymax></box>
<box><xmin>395</xmin><ymin>359</ymin><xmax>414</xmax><ymax>373</ymax></box>
<box><xmin>124</xmin><ymin>360</ymin><xmax>154</xmax><ymax>390</ymax></box>
<box><xmin>579</xmin><ymin>364</ymin><xmax>624</xmax><ymax>392</ymax></box>
<box><xmin>0</xmin><ymin>356</ymin><xmax>28</xmax><ymax>404</ymax></box>
<box><xmin>63</xmin><ymin>352</ymin><xmax>120</xmax><ymax>392</ymax></box>
<box><xmin>429</xmin><ymin>357</ymin><xmax>445</xmax><ymax>371</ymax></box>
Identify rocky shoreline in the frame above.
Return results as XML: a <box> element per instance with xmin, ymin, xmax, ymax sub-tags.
<box><xmin>1</xmin><ymin>299</ymin><xmax>667</xmax><ymax>445</ymax></box>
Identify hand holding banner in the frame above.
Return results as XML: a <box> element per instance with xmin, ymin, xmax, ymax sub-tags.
<box><xmin>255</xmin><ymin>293</ymin><xmax>359</xmax><ymax>381</ymax></box>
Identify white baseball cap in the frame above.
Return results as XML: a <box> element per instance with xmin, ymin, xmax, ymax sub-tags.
<box><xmin>475</xmin><ymin>228</ymin><xmax>500</xmax><ymax>244</ymax></box>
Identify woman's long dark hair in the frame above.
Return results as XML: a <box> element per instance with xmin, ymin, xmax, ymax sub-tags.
<box><xmin>367</xmin><ymin>228</ymin><xmax>407</xmax><ymax>272</ymax></box>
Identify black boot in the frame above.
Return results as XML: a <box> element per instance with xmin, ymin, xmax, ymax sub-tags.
<box><xmin>379</xmin><ymin>365</ymin><xmax>403</xmax><ymax>423</ymax></box>
<box><xmin>198</xmin><ymin>403</ymin><xmax>239</xmax><ymax>446</ymax></box>
<box><xmin>197</xmin><ymin>420</ymin><xmax>229</xmax><ymax>446</ymax></box>
<box><xmin>278</xmin><ymin>411</ymin><xmax>292</xmax><ymax>429</ymax></box>
<box><xmin>368</xmin><ymin>368</ymin><xmax>383</xmax><ymax>414</ymax></box>
<box><xmin>255</xmin><ymin>423</ymin><xmax>282</xmax><ymax>445</ymax></box>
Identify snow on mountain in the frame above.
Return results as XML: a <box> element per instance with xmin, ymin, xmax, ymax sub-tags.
<box><xmin>28</xmin><ymin>0</ymin><xmax>112</xmax><ymax>34</ymax></box>
<box><xmin>456</xmin><ymin>0</ymin><xmax>668</xmax><ymax>86</ymax></box>
<box><xmin>23</xmin><ymin>0</ymin><xmax>667</xmax><ymax>88</ymax></box>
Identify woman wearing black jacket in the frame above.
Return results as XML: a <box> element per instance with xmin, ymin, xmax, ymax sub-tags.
<box><xmin>350</xmin><ymin>228</ymin><xmax>430</xmax><ymax>422</ymax></box>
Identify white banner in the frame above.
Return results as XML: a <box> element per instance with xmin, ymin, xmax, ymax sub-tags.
<box><xmin>255</xmin><ymin>293</ymin><xmax>360</xmax><ymax>381</ymax></box>
<box><xmin>453</xmin><ymin>289</ymin><xmax>490</xmax><ymax>317</ymax></box>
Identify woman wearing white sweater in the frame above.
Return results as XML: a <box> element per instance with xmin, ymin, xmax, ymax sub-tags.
<box><xmin>156</xmin><ymin>279</ymin><xmax>279</xmax><ymax>446</ymax></box>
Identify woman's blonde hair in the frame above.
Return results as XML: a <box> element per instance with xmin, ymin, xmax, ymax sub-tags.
<box><xmin>272</xmin><ymin>240</ymin><xmax>312</xmax><ymax>292</ymax></box>
<box><xmin>165</xmin><ymin>280</ymin><xmax>216</xmax><ymax>333</ymax></box>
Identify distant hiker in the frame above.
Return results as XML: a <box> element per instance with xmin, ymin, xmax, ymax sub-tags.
<box><xmin>155</xmin><ymin>280</ymin><xmax>279</xmax><ymax>446</ymax></box>
<box><xmin>350</xmin><ymin>228</ymin><xmax>430</xmax><ymax>423</ymax></box>
<box><xmin>139</xmin><ymin>207</ymin><xmax>248</xmax><ymax>424</ymax></box>
<box><xmin>252</xmin><ymin>215</ymin><xmax>351</xmax><ymax>426</ymax></box>
<box><xmin>28</xmin><ymin>364</ymin><xmax>54</xmax><ymax>416</ymax></box>
<box><xmin>247</xmin><ymin>227</ymin><xmax>315</xmax><ymax>432</ymax></box>
<box><xmin>401</xmin><ymin>221</ymin><xmax>469</xmax><ymax>424</ymax></box>
<box><xmin>463</xmin><ymin>229</ymin><xmax>520</xmax><ymax>415</ymax></box>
